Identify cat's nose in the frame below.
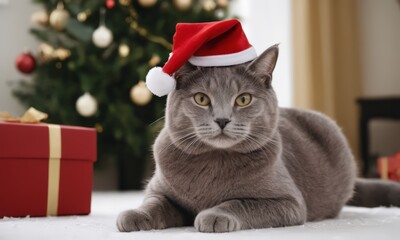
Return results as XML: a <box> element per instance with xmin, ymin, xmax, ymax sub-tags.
<box><xmin>214</xmin><ymin>118</ymin><xmax>231</xmax><ymax>129</ymax></box>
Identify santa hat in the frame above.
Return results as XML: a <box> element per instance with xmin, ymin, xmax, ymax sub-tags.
<box><xmin>146</xmin><ymin>19</ymin><xmax>257</xmax><ymax>97</ymax></box>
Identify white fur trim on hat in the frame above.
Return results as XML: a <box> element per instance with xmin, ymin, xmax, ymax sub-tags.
<box><xmin>145</xmin><ymin>67</ymin><xmax>176</xmax><ymax>97</ymax></box>
<box><xmin>188</xmin><ymin>46</ymin><xmax>257</xmax><ymax>67</ymax></box>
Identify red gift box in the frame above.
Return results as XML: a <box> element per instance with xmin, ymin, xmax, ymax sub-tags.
<box><xmin>0</xmin><ymin>121</ymin><xmax>96</xmax><ymax>217</ymax></box>
<box><xmin>377</xmin><ymin>153</ymin><xmax>400</xmax><ymax>182</ymax></box>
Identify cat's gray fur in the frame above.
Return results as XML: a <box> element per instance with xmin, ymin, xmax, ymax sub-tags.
<box><xmin>117</xmin><ymin>45</ymin><xmax>400</xmax><ymax>232</ymax></box>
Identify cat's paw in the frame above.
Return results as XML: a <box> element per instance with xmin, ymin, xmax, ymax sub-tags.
<box><xmin>117</xmin><ymin>209</ymin><xmax>162</xmax><ymax>232</ymax></box>
<box><xmin>194</xmin><ymin>209</ymin><xmax>241</xmax><ymax>233</ymax></box>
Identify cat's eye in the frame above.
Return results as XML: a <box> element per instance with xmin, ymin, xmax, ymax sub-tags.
<box><xmin>194</xmin><ymin>93</ymin><xmax>211</xmax><ymax>106</ymax></box>
<box><xmin>235</xmin><ymin>93</ymin><xmax>252</xmax><ymax>107</ymax></box>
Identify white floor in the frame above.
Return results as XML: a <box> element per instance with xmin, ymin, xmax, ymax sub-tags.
<box><xmin>1</xmin><ymin>191</ymin><xmax>400</xmax><ymax>240</ymax></box>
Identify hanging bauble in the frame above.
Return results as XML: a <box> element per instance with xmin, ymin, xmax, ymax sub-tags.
<box><xmin>202</xmin><ymin>0</ymin><xmax>216</xmax><ymax>11</ymax></box>
<box><xmin>216</xmin><ymin>0</ymin><xmax>228</xmax><ymax>8</ymax></box>
<box><xmin>215</xmin><ymin>9</ymin><xmax>225</xmax><ymax>19</ymax></box>
<box><xmin>31</xmin><ymin>11</ymin><xmax>49</xmax><ymax>26</ymax></box>
<box><xmin>38</xmin><ymin>43</ymin><xmax>54</xmax><ymax>62</ymax></box>
<box><xmin>138</xmin><ymin>0</ymin><xmax>157</xmax><ymax>8</ymax></box>
<box><xmin>130</xmin><ymin>81</ymin><xmax>153</xmax><ymax>106</ymax></box>
<box><xmin>118</xmin><ymin>43</ymin><xmax>130</xmax><ymax>57</ymax></box>
<box><xmin>53</xmin><ymin>48</ymin><xmax>71</xmax><ymax>60</ymax></box>
<box><xmin>49</xmin><ymin>2</ymin><xmax>70</xmax><ymax>31</ymax></box>
<box><xmin>77</xmin><ymin>12</ymin><xmax>88</xmax><ymax>22</ymax></box>
<box><xmin>106</xmin><ymin>0</ymin><xmax>115</xmax><ymax>9</ymax></box>
<box><xmin>76</xmin><ymin>92</ymin><xmax>98</xmax><ymax>117</ymax></box>
<box><xmin>173</xmin><ymin>0</ymin><xmax>192</xmax><ymax>11</ymax></box>
<box><xmin>16</xmin><ymin>52</ymin><xmax>36</xmax><ymax>74</ymax></box>
<box><xmin>148</xmin><ymin>54</ymin><xmax>161</xmax><ymax>67</ymax></box>
<box><xmin>92</xmin><ymin>25</ymin><xmax>113</xmax><ymax>48</ymax></box>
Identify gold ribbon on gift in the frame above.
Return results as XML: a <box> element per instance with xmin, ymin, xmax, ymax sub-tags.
<box><xmin>1</xmin><ymin>107</ymin><xmax>61</xmax><ymax>216</ymax></box>
<box><xmin>380</xmin><ymin>157</ymin><xmax>388</xmax><ymax>180</ymax></box>
<box><xmin>47</xmin><ymin>124</ymin><xmax>62</xmax><ymax>216</ymax></box>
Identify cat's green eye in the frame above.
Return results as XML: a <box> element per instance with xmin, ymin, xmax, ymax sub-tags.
<box><xmin>235</xmin><ymin>93</ymin><xmax>252</xmax><ymax>107</ymax></box>
<box><xmin>194</xmin><ymin>93</ymin><xmax>211</xmax><ymax>106</ymax></box>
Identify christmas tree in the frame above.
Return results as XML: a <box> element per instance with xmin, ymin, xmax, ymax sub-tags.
<box><xmin>14</xmin><ymin>0</ymin><xmax>229</xmax><ymax>189</ymax></box>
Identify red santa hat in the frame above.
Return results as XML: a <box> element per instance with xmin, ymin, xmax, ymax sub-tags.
<box><xmin>145</xmin><ymin>19</ymin><xmax>257</xmax><ymax>97</ymax></box>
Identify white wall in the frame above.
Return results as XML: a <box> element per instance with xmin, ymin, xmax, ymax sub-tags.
<box><xmin>358</xmin><ymin>0</ymin><xmax>400</xmax><ymax>156</ymax></box>
<box><xmin>231</xmin><ymin>0</ymin><xmax>293</xmax><ymax>107</ymax></box>
<box><xmin>0</xmin><ymin>1</ymin><xmax>40</xmax><ymax>116</ymax></box>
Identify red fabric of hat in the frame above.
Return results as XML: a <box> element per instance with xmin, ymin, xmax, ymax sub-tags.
<box><xmin>146</xmin><ymin>19</ymin><xmax>256</xmax><ymax>97</ymax></box>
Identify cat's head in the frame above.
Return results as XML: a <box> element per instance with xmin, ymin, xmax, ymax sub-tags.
<box><xmin>165</xmin><ymin>45</ymin><xmax>279</xmax><ymax>153</ymax></box>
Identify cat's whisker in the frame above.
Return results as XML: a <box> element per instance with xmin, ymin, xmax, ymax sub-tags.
<box><xmin>173</xmin><ymin>135</ymin><xmax>197</xmax><ymax>149</ymax></box>
<box><xmin>149</xmin><ymin>116</ymin><xmax>166</xmax><ymax>126</ymax></box>
<box><xmin>159</xmin><ymin>132</ymin><xmax>197</xmax><ymax>154</ymax></box>
<box><xmin>176</xmin><ymin>136</ymin><xmax>202</xmax><ymax>161</ymax></box>
<box><xmin>244</xmin><ymin>134</ymin><xmax>276</xmax><ymax>155</ymax></box>
<box><xmin>228</xmin><ymin>130</ymin><xmax>246</xmax><ymax>134</ymax></box>
<box><xmin>185</xmin><ymin>138</ymin><xmax>203</xmax><ymax>159</ymax></box>
<box><xmin>232</xmin><ymin>128</ymin><xmax>247</xmax><ymax>131</ymax></box>
<box><xmin>171</xmin><ymin>127</ymin><xmax>197</xmax><ymax>133</ymax></box>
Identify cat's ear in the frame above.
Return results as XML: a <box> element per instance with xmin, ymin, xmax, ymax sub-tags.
<box><xmin>174</xmin><ymin>62</ymin><xmax>197</xmax><ymax>90</ymax></box>
<box><xmin>246</xmin><ymin>44</ymin><xmax>279</xmax><ymax>86</ymax></box>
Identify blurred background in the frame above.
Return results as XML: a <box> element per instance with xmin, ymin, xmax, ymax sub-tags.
<box><xmin>0</xmin><ymin>0</ymin><xmax>399</xmax><ymax>190</ymax></box>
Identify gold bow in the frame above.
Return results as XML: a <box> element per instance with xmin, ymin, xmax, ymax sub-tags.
<box><xmin>0</xmin><ymin>107</ymin><xmax>48</xmax><ymax>123</ymax></box>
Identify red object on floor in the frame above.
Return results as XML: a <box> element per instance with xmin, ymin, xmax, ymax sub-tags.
<box><xmin>0</xmin><ymin>122</ymin><xmax>97</xmax><ymax>217</ymax></box>
<box><xmin>377</xmin><ymin>153</ymin><xmax>400</xmax><ymax>182</ymax></box>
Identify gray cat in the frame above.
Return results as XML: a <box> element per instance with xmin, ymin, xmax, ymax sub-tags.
<box><xmin>117</xmin><ymin>45</ymin><xmax>400</xmax><ymax>232</ymax></box>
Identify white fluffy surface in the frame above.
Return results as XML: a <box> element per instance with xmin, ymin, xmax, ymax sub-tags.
<box><xmin>145</xmin><ymin>67</ymin><xmax>176</xmax><ymax>97</ymax></box>
<box><xmin>1</xmin><ymin>191</ymin><xmax>400</xmax><ymax>240</ymax></box>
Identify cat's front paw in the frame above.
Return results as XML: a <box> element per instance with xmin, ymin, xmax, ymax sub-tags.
<box><xmin>194</xmin><ymin>209</ymin><xmax>241</xmax><ymax>233</ymax></box>
<box><xmin>117</xmin><ymin>209</ymin><xmax>162</xmax><ymax>232</ymax></box>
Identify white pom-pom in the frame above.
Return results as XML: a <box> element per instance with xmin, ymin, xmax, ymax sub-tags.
<box><xmin>145</xmin><ymin>67</ymin><xmax>176</xmax><ymax>97</ymax></box>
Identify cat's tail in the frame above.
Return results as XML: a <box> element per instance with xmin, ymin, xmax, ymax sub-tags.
<box><xmin>347</xmin><ymin>178</ymin><xmax>400</xmax><ymax>207</ymax></box>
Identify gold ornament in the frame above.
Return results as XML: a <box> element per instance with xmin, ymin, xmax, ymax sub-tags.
<box><xmin>53</xmin><ymin>48</ymin><xmax>71</xmax><ymax>60</ymax></box>
<box><xmin>130</xmin><ymin>81</ymin><xmax>153</xmax><ymax>106</ymax></box>
<box><xmin>173</xmin><ymin>0</ymin><xmax>192</xmax><ymax>11</ymax></box>
<box><xmin>31</xmin><ymin>11</ymin><xmax>49</xmax><ymax>26</ymax></box>
<box><xmin>49</xmin><ymin>2</ymin><xmax>70</xmax><ymax>31</ymax></box>
<box><xmin>77</xmin><ymin>10</ymin><xmax>91</xmax><ymax>22</ymax></box>
<box><xmin>216</xmin><ymin>0</ymin><xmax>228</xmax><ymax>8</ymax></box>
<box><xmin>148</xmin><ymin>54</ymin><xmax>161</xmax><ymax>67</ymax></box>
<box><xmin>202</xmin><ymin>0</ymin><xmax>216</xmax><ymax>11</ymax></box>
<box><xmin>38</xmin><ymin>43</ymin><xmax>71</xmax><ymax>61</ymax></box>
<box><xmin>118</xmin><ymin>43</ymin><xmax>130</xmax><ymax>57</ymax></box>
<box><xmin>138</xmin><ymin>0</ymin><xmax>157</xmax><ymax>8</ymax></box>
<box><xmin>38</xmin><ymin>43</ymin><xmax>54</xmax><ymax>62</ymax></box>
<box><xmin>77</xmin><ymin>12</ymin><xmax>87</xmax><ymax>22</ymax></box>
<box><xmin>119</xmin><ymin>0</ymin><xmax>131</xmax><ymax>5</ymax></box>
